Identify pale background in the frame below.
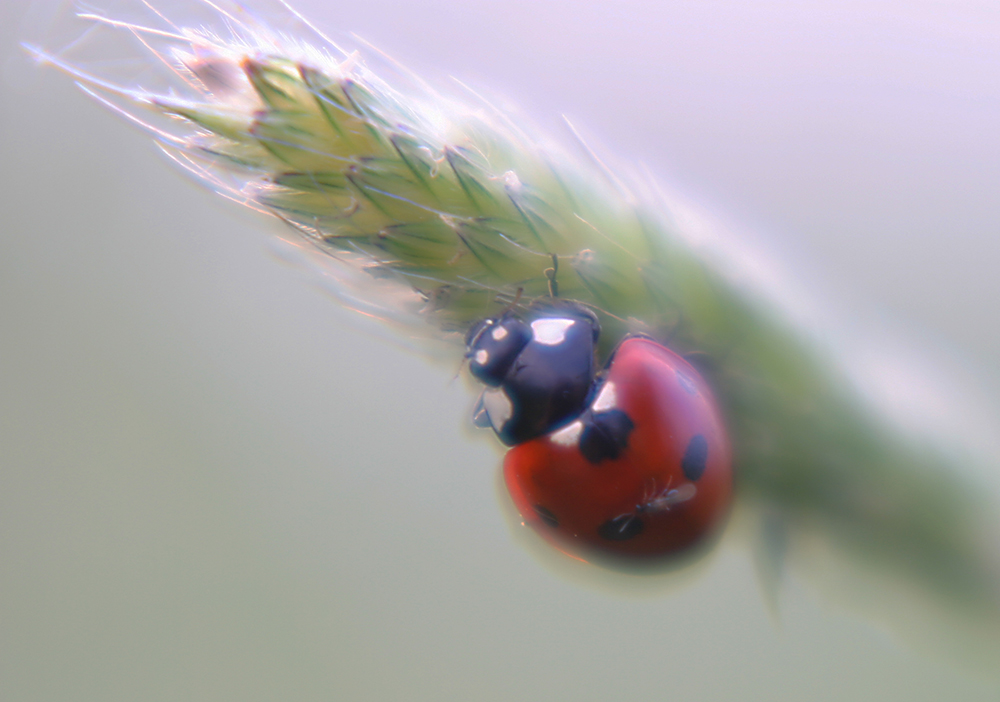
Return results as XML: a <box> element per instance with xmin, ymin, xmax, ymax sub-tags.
<box><xmin>2</xmin><ymin>1</ymin><xmax>1000</xmax><ymax>700</ymax></box>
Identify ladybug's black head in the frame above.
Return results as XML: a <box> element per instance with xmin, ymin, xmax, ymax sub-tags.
<box><xmin>465</xmin><ymin>316</ymin><xmax>532</xmax><ymax>387</ymax></box>
<box><xmin>468</xmin><ymin>304</ymin><xmax>603</xmax><ymax>445</ymax></box>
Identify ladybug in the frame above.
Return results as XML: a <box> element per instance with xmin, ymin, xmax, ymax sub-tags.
<box><xmin>500</xmin><ymin>337</ymin><xmax>732</xmax><ymax>562</ymax></box>
<box><xmin>466</xmin><ymin>304</ymin><xmax>600</xmax><ymax>445</ymax></box>
<box><xmin>466</xmin><ymin>303</ymin><xmax>732</xmax><ymax>564</ymax></box>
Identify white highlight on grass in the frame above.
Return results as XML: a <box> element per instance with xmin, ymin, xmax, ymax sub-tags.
<box><xmin>502</xmin><ymin>170</ymin><xmax>522</xmax><ymax>191</ymax></box>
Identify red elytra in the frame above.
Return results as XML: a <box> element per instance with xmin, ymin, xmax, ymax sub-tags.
<box><xmin>503</xmin><ymin>337</ymin><xmax>732</xmax><ymax>562</ymax></box>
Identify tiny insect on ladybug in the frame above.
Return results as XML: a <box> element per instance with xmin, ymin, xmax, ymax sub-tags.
<box><xmin>504</xmin><ymin>337</ymin><xmax>732</xmax><ymax>561</ymax></box>
<box><xmin>466</xmin><ymin>308</ymin><xmax>732</xmax><ymax>564</ymax></box>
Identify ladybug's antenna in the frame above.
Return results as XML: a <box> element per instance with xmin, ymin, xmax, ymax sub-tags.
<box><xmin>544</xmin><ymin>254</ymin><xmax>559</xmax><ymax>298</ymax></box>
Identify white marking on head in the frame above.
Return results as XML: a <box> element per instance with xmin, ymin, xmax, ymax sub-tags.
<box><xmin>531</xmin><ymin>318</ymin><xmax>574</xmax><ymax>346</ymax></box>
<box><xmin>474</xmin><ymin>349</ymin><xmax>489</xmax><ymax>366</ymax></box>
<box><xmin>491</xmin><ymin>325</ymin><xmax>509</xmax><ymax>341</ymax></box>
<box><xmin>591</xmin><ymin>382</ymin><xmax>617</xmax><ymax>412</ymax></box>
<box><xmin>482</xmin><ymin>388</ymin><xmax>513</xmax><ymax>432</ymax></box>
<box><xmin>549</xmin><ymin>420</ymin><xmax>583</xmax><ymax>447</ymax></box>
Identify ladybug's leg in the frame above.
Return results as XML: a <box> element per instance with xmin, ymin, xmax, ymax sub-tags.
<box><xmin>471</xmin><ymin>392</ymin><xmax>493</xmax><ymax>429</ymax></box>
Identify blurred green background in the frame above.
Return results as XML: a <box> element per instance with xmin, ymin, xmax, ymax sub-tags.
<box><xmin>2</xmin><ymin>1</ymin><xmax>999</xmax><ymax>699</ymax></box>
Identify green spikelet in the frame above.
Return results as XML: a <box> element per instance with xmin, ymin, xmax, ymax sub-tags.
<box><xmin>28</xmin><ymin>0</ymin><xmax>1000</xmax><ymax>656</ymax></box>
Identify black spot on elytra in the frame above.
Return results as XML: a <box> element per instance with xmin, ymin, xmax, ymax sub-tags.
<box><xmin>681</xmin><ymin>434</ymin><xmax>709</xmax><ymax>481</ymax></box>
<box><xmin>534</xmin><ymin>505</ymin><xmax>558</xmax><ymax>528</ymax></box>
<box><xmin>578</xmin><ymin>409</ymin><xmax>635</xmax><ymax>464</ymax></box>
<box><xmin>598</xmin><ymin>514</ymin><xmax>644</xmax><ymax>541</ymax></box>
